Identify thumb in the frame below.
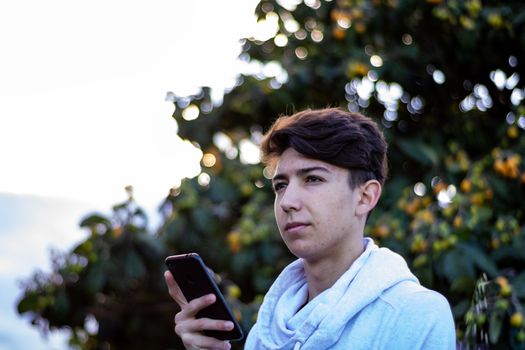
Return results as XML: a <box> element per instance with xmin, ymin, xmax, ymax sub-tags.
<box><xmin>164</xmin><ymin>270</ymin><xmax>188</xmax><ymax>306</ymax></box>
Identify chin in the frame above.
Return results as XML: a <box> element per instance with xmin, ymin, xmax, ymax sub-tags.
<box><xmin>288</xmin><ymin>245</ymin><xmax>316</xmax><ymax>261</ymax></box>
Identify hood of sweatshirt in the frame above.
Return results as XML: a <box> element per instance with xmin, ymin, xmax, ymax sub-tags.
<box><xmin>249</xmin><ymin>238</ymin><xmax>419</xmax><ymax>350</ymax></box>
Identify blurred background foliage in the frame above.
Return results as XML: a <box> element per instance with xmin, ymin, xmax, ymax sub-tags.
<box><xmin>17</xmin><ymin>0</ymin><xmax>525</xmax><ymax>348</ymax></box>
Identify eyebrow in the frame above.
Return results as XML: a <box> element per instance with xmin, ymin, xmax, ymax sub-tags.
<box><xmin>272</xmin><ymin>166</ymin><xmax>331</xmax><ymax>182</ymax></box>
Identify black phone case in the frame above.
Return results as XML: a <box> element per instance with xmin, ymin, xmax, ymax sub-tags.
<box><xmin>165</xmin><ymin>253</ymin><xmax>244</xmax><ymax>341</ymax></box>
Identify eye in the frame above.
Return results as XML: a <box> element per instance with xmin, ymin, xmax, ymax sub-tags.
<box><xmin>272</xmin><ymin>182</ymin><xmax>287</xmax><ymax>193</ymax></box>
<box><xmin>305</xmin><ymin>175</ymin><xmax>323</xmax><ymax>183</ymax></box>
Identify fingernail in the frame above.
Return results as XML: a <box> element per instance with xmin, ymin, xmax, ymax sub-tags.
<box><xmin>224</xmin><ymin>321</ymin><xmax>234</xmax><ymax>330</ymax></box>
<box><xmin>223</xmin><ymin>341</ymin><xmax>231</xmax><ymax>350</ymax></box>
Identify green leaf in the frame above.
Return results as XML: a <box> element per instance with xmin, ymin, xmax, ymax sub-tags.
<box><xmin>450</xmin><ymin>276</ymin><xmax>476</xmax><ymax>294</ymax></box>
<box><xmin>513</xmin><ymin>271</ymin><xmax>525</xmax><ymax>298</ymax></box>
<box><xmin>125</xmin><ymin>251</ymin><xmax>146</xmax><ymax>279</ymax></box>
<box><xmin>492</xmin><ymin>243</ymin><xmax>525</xmax><ymax>263</ymax></box>
<box><xmin>208</xmin><ymin>177</ymin><xmax>241</xmax><ymax>203</ymax></box>
<box><xmin>79</xmin><ymin>214</ymin><xmax>111</xmax><ymax>228</ymax></box>
<box><xmin>53</xmin><ymin>290</ymin><xmax>70</xmax><ymax>318</ymax></box>
<box><xmin>17</xmin><ymin>293</ymin><xmax>38</xmax><ymax>314</ymax></box>
<box><xmin>84</xmin><ymin>263</ymin><xmax>106</xmax><ymax>295</ymax></box>
<box><xmin>458</xmin><ymin>242</ymin><xmax>499</xmax><ymax>278</ymax></box>
<box><xmin>489</xmin><ymin>310</ymin><xmax>503</xmax><ymax>344</ymax></box>
<box><xmin>489</xmin><ymin>176</ymin><xmax>510</xmax><ymax>200</ymax></box>
<box><xmin>451</xmin><ymin>299</ymin><xmax>470</xmax><ymax>319</ymax></box>
<box><xmin>439</xmin><ymin>249</ymin><xmax>475</xmax><ymax>282</ymax></box>
<box><xmin>397</xmin><ymin>139</ymin><xmax>439</xmax><ymax>166</ymax></box>
<box><xmin>191</xmin><ymin>207</ymin><xmax>216</xmax><ymax>233</ymax></box>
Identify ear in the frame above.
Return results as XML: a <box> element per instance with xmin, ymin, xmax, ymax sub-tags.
<box><xmin>356</xmin><ymin>180</ymin><xmax>382</xmax><ymax>217</ymax></box>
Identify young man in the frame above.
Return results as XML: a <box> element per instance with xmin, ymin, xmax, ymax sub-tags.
<box><xmin>164</xmin><ymin>108</ymin><xmax>456</xmax><ymax>350</ymax></box>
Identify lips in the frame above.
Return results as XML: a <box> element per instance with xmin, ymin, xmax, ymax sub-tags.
<box><xmin>284</xmin><ymin>222</ymin><xmax>309</xmax><ymax>233</ymax></box>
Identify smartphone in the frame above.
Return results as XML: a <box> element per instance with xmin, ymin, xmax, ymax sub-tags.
<box><xmin>164</xmin><ymin>253</ymin><xmax>244</xmax><ymax>341</ymax></box>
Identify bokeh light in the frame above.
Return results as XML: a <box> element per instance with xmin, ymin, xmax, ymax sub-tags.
<box><xmin>402</xmin><ymin>33</ymin><xmax>413</xmax><ymax>45</ymax></box>
<box><xmin>311</xmin><ymin>29</ymin><xmax>324</xmax><ymax>42</ymax></box>
<box><xmin>305</xmin><ymin>0</ymin><xmax>321</xmax><ymax>9</ymax></box>
<box><xmin>182</xmin><ymin>104</ymin><xmax>199</xmax><ymax>121</ymax></box>
<box><xmin>239</xmin><ymin>139</ymin><xmax>260</xmax><ymax>164</ymax></box>
<box><xmin>283</xmin><ymin>16</ymin><xmax>300</xmax><ymax>33</ymax></box>
<box><xmin>337</xmin><ymin>16</ymin><xmax>351</xmax><ymax>29</ymax></box>
<box><xmin>202</xmin><ymin>153</ymin><xmax>216</xmax><ymax>167</ymax></box>
<box><xmin>437</xmin><ymin>185</ymin><xmax>457</xmax><ymax>208</ymax></box>
<box><xmin>295</xmin><ymin>47</ymin><xmax>308</xmax><ymax>60</ymax></box>
<box><xmin>414</xmin><ymin>182</ymin><xmax>426</xmax><ymax>197</ymax></box>
<box><xmin>274</xmin><ymin>33</ymin><xmax>288</xmax><ymax>47</ymax></box>
<box><xmin>432</xmin><ymin>70</ymin><xmax>446</xmax><ymax>84</ymax></box>
<box><xmin>263</xmin><ymin>166</ymin><xmax>274</xmax><ymax>179</ymax></box>
<box><xmin>509</xmin><ymin>55</ymin><xmax>518</xmax><ymax>67</ymax></box>
<box><xmin>253</xmin><ymin>12</ymin><xmax>279</xmax><ymax>41</ymax></box>
<box><xmin>370</xmin><ymin>55</ymin><xmax>383</xmax><ymax>67</ymax></box>
<box><xmin>295</xmin><ymin>29</ymin><xmax>307</xmax><ymax>40</ymax></box>
<box><xmin>197</xmin><ymin>173</ymin><xmax>211</xmax><ymax>187</ymax></box>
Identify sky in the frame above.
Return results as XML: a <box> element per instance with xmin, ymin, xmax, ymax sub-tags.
<box><xmin>0</xmin><ymin>0</ymin><xmax>261</xmax><ymax>348</ymax></box>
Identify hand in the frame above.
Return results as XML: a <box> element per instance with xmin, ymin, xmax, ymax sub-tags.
<box><xmin>164</xmin><ymin>270</ymin><xmax>234</xmax><ymax>350</ymax></box>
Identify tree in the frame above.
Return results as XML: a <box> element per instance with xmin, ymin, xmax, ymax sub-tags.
<box><xmin>18</xmin><ymin>0</ymin><xmax>525</xmax><ymax>348</ymax></box>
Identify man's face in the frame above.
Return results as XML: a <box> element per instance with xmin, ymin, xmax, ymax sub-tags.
<box><xmin>272</xmin><ymin>148</ymin><xmax>363</xmax><ymax>263</ymax></box>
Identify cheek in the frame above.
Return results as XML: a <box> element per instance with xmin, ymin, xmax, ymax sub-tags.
<box><xmin>274</xmin><ymin>202</ymin><xmax>285</xmax><ymax>226</ymax></box>
<box><xmin>318</xmin><ymin>192</ymin><xmax>353</xmax><ymax>224</ymax></box>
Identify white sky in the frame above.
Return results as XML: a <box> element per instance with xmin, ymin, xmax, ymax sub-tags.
<box><xmin>0</xmin><ymin>1</ymin><xmax>263</xmax><ymax>348</ymax></box>
<box><xmin>0</xmin><ymin>0</ymin><xmax>260</xmax><ymax>211</ymax></box>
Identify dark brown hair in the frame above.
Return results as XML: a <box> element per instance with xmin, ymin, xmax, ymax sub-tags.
<box><xmin>260</xmin><ymin>108</ymin><xmax>388</xmax><ymax>188</ymax></box>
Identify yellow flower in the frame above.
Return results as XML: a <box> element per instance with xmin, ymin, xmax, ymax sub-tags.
<box><xmin>491</xmin><ymin>237</ymin><xmax>500</xmax><ymax>250</ymax></box>
<box><xmin>227</xmin><ymin>231</ymin><xmax>242</xmax><ymax>254</ymax></box>
<box><xmin>510</xmin><ymin>312</ymin><xmax>523</xmax><ymax>328</ymax></box>
<box><xmin>347</xmin><ymin>61</ymin><xmax>368</xmax><ymax>77</ymax></box>
<box><xmin>500</xmin><ymin>284</ymin><xmax>513</xmax><ymax>297</ymax></box>
<box><xmin>488</xmin><ymin>12</ymin><xmax>504</xmax><ymax>28</ymax></box>
<box><xmin>470</xmin><ymin>193</ymin><xmax>484</xmax><ymax>206</ymax></box>
<box><xmin>460</xmin><ymin>16</ymin><xmax>475</xmax><ymax>30</ymax></box>
<box><xmin>372</xmin><ymin>224</ymin><xmax>390</xmax><ymax>239</ymax></box>
<box><xmin>507</xmin><ymin>125</ymin><xmax>519</xmax><ymax>138</ymax></box>
<box><xmin>332</xmin><ymin>27</ymin><xmax>347</xmax><ymax>40</ymax></box>
<box><xmin>227</xmin><ymin>285</ymin><xmax>242</xmax><ymax>299</ymax></box>
<box><xmin>410</xmin><ymin>234</ymin><xmax>428</xmax><ymax>253</ymax></box>
<box><xmin>453</xmin><ymin>216</ymin><xmax>463</xmax><ymax>229</ymax></box>
<box><xmin>354</xmin><ymin>22</ymin><xmax>366</xmax><ymax>34</ymax></box>
<box><xmin>460</xmin><ymin>179</ymin><xmax>472</xmax><ymax>193</ymax></box>
<box><xmin>404</xmin><ymin>198</ymin><xmax>421</xmax><ymax>216</ymax></box>
<box><xmin>494</xmin><ymin>154</ymin><xmax>521</xmax><ymax>179</ymax></box>
<box><xmin>496</xmin><ymin>276</ymin><xmax>509</xmax><ymax>288</ymax></box>
<box><xmin>466</xmin><ymin>0</ymin><xmax>481</xmax><ymax>17</ymax></box>
<box><xmin>418</xmin><ymin>210</ymin><xmax>434</xmax><ymax>224</ymax></box>
<box><xmin>112</xmin><ymin>227</ymin><xmax>123</xmax><ymax>237</ymax></box>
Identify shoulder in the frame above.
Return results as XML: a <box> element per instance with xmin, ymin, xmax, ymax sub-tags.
<box><xmin>374</xmin><ymin>281</ymin><xmax>456</xmax><ymax>350</ymax></box>
<box><xmin>381</xmin><ymin>280</ymin><xmax>453</xmax><ymax>321</ymax></box>
<box><xmin>377</xmin><ymin>281</ymin><xmax>456</xmax><ymax>349</ymax></box>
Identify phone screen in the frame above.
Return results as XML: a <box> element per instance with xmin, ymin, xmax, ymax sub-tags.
<box><xmin>165</xmin><ymin>253</ymin><xmax>244</xmax><ymax>341</ymax></box>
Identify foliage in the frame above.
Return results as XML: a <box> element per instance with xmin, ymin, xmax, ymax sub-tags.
<box><xmin>17</xmin><ymin>0</ymin><xmax>525</xmax><ymax>349</ymax></box>
<box><xmin>17</xmin><ymin>190</ymin><xmax>183</xmax><ymax>349</ymax></box>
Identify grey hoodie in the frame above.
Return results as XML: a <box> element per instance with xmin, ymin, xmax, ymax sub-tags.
<box><xmin>244</xmin><ymin>238</ymin><xmax>456</xmax><ymax>350</ymax></box>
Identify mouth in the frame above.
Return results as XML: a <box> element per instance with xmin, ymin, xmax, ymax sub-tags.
<box><xmin>284</xmin><ymin>222</ymin><xmax>309</xmax><ymax>233</ymax></box>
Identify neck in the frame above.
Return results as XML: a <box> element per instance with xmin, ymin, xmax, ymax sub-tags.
<box><xmin>303</xmin><ymin>238</ymin><xmax>365</xmax><ymax>302</ymax></box>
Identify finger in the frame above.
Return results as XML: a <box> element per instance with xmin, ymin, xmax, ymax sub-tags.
<box><xmin>175</xmin><ymin>314</ymin><xmax>235</xmax><ymax>334</ymax></box>
<box><xmin>180</xmin><ymin>332</ymin><xmax>231</xmax><ymax>350</ymax></box>
<box><xmin>176</xmin><ymin>293</ymin><xmax>219</xmax><ymax>320</ymax></box>
<box><xmin>164</xmin><ymin>270</ymin><xmax>188</xmax><ymax>306</ymax></box>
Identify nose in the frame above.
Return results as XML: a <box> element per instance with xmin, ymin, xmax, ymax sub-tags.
<box><xmin>278</xmin><ymin>183</ymin><xmax>302</xmax><ymax>213</ymax></box>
